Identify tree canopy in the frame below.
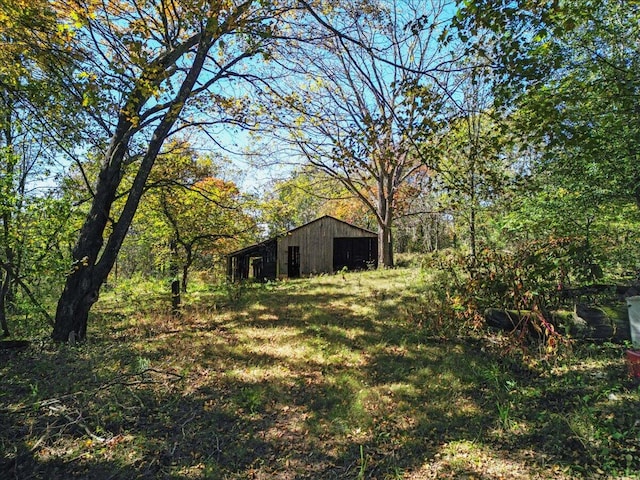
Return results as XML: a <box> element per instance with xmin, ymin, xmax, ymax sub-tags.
<box><xmin>0</xmin><ymin>0</ymin><xmax>637</xmax><ymax>342</ymax></box>
<box><xmin>258</xmin><ymin>0</ymin><xmax>458</xmax><ymax>267</ymax></box>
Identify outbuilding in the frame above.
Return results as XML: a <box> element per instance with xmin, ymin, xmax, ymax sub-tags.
<box><xmin>227</xmin><ymin>215</ymin><xmax>378</xmax><ymax>282</ymax></box>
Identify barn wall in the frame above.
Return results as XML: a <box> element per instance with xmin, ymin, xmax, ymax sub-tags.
<box><xmin>276</xmin><ymin>217</ymin><xmax>376</xmax><ymax>277</ymax></box>
<box><xmin>227</xmin><ymin>239</ymin><xmax>277</xmax><ymax>282</ymax></box>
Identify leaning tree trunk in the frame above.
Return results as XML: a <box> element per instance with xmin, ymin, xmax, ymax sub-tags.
<box><xmin>52</xmin><ymin>264</ymin><xmax>100</xmax><ymax>342</ymax></box>
<box><xmin>53</xmin><ymin>133</ymin><xmax>178</xmax><ymax>341</ymax></box>
<box><xmin>52</xmin><ymin>25</ymin><xmax>216</xmax><ymax>342</ymax></box>
<box><xmin>52</xmin><ymin>125</ymin><xmax>181</xmax><ymax>341</ymax></box>
<box><xmin>52</xmin><ymin>155</ymin><xmax>123</xmax><ymax>341</ymax></box>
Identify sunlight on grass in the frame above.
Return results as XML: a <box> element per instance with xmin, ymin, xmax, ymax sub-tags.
<box><xmin>3</xmin><ymin>268</ymin><xmax>639</xmax><ymax>479</ymax></box>
<box><xmin>423</xmin><ymin>439</ymin><xmax>559</xmax><ymax>479</ymax></box>
<box><xmin>223</xmin><ymin>364</ymin><xmax>293</xmax><ymax>385</ymax></box>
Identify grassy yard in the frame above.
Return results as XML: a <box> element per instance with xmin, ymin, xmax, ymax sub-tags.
<box><xmin>1</xmin><ymin>268</ymin><xmax>640</xmax><ymax>479</ymax></box>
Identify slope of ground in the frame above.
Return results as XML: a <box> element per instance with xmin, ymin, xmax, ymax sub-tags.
<box><xmin>1</xmin><ymin>268</ymin><xmax>639</xmax><ymax>479</ymax></box>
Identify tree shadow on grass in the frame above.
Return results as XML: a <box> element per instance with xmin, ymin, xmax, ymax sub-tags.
<box><xmin>2</xmin><ymin>275</ymin><xmax>639</xmax><ymax>478</ymax></box>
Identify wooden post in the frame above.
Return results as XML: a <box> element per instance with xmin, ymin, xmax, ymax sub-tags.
<box><xmin>170</xmin><ymin>238</ymin><xmax>180</xmax><ymax>316</ymax></box>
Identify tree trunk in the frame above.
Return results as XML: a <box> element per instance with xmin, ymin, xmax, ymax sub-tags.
<box><xmin>377</xmin><ymin>222</ymin><xmax>394</xmax><ymax>268</ymax></box>
<box><xmin>469</xmin><ymin>203</ymin><xmax>477</xmax><ymax>277</ymax></box>
<box><xmin>52</xmin><ymin>150</ymin><xmax>123</xmax><ymax>341</ymax></box>
<box><xmin>0</xmin><ymin>270</ymin><xmax>10</xmax><ymax>337</ymax></box>
<box><xmin>170</xmin><ymin>238</ymin><xmax>181</xmax><ymax>317</ymax></box>
<box><xmin>377</xmin><ymin>180</ymin><xmax>394</xmax><ymax>268</ymax></box>
<box><xmin>52</xmin><ymin>143</ymin><xmax>156</xmax><ymax>340</ymax></box>
<box><xmin>52</xmin><ymin>23</ymin><xmax>217</xmax><ymax>341</ymax></box>
<box><xmin>52</xmin><ymin>267</ymin><xmax>98</xmax><ymax>341</ymax></box>
<box><xmin>181</xmin><ymin>244</ymin><xmax>193</xmax><ymax>294</ymax></box>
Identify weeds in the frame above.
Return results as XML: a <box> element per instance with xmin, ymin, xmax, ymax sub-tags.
<box><xmin>496</xmin><ymin>401</ymin><xmax>513</xmax><ymax>430</ymax></box>
<box><xmin>222</xmin><ymin>279</ymin><xmax>245</xmax><ymax>303</ymax></box>
<box><xmin>357</xmin><ymin>444</ymin><xmax>367</xmax><ymax>480</ymax></box>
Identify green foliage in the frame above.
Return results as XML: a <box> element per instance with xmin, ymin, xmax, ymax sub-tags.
<box><xmin>260</xmin><ymin>168</ymin><xmax>332</xmax><ymax>235</ymax></box>
<box><xmin>260</xmin><ymin>167</ymin><xmax>375</xmax><ymax>236</ymax></box>
<box><xmin>0</xmin><ymin>0</ymin><xmax>87</xmax><ymax>338</ymax></box>
<box><xmin>222</xmin><ymin>279</ymin><xmax>245</xmax><ymax>303</ymax></box>
<box><xmin>422</xmin><ymin>241</ymin><xmax>587</xmax><ymax>358</ymax></box>
<box><xmin>123</xmin><ymin>143</ymin><xmax>257</xmax><ymax>287</ymax></box>
<box><xmin>433</xmin><ymin>68</ymin><xmax>513</xmax><ymax>261</ymax></box>
<box><xmin>403</xmin><ymin>249</ymin><xmax>486</xmax><ymax>338</ymax></box>
<box><xmin>234</xmin><ymin>385</ymin><xmax>267</xmax><ymax>414</ymax></box>
<box><xmin>499</xmin><ymin>174</ymin><xmax>640</xmax><ymax>284</ymax></box>
<box><xmin>471</xmin><ymin>237</ymin><xmax>599</xmax><ymax>311</ymax></box>
<box><xmin>457</xmin><ymin>0</ymin><xmax>640</xmax><ymax>208</ymax></box>
<box><xmin>445</xmin><ymin>0</ymin><xmax>640</xmax><ymax>333</ymax></box>
<box><xmin>0</xmin><ymin>146</ymin><xmax>75</xmax><ymax>336</ymax></box>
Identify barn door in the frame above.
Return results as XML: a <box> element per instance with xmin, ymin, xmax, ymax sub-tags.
<box><xmin>333</xmin><ymin>237</ymin><xmax>378</xmax><ymax>271</ymax></box>
<box><xmin>333</xmin><ymin>238</ymin><xmax>351</xmax><ymax>271</ymax></box>
<box><xmin>287</xmin><ymin>246</ymin><xmax>300</xmax><ymax>278</ymax></box>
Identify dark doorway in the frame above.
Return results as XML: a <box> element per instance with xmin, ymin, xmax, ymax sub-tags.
<box><xmin>251</xmin><ymin>257</ymin><xmax>262</xmax><ymax>279</ymax></box>
<box><xmin>333</xmin><ymin>237</ymin><xmax>378</xmax><ymax>271</ymax></box>
<box><xmin>287</xmin><ymin>246</ymin><xmax>300</xmax><ymax>277</ymax></box>
<box><xmin>227</xmin><ymin>239</ymin><xmax>277</xmax><ymax>282</ymax></box>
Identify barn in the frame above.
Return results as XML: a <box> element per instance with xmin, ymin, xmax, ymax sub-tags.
<box><xmin>227</xmin><ymin>215</ymin><xmax>378</xmax><ymax>282</ymax></box>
